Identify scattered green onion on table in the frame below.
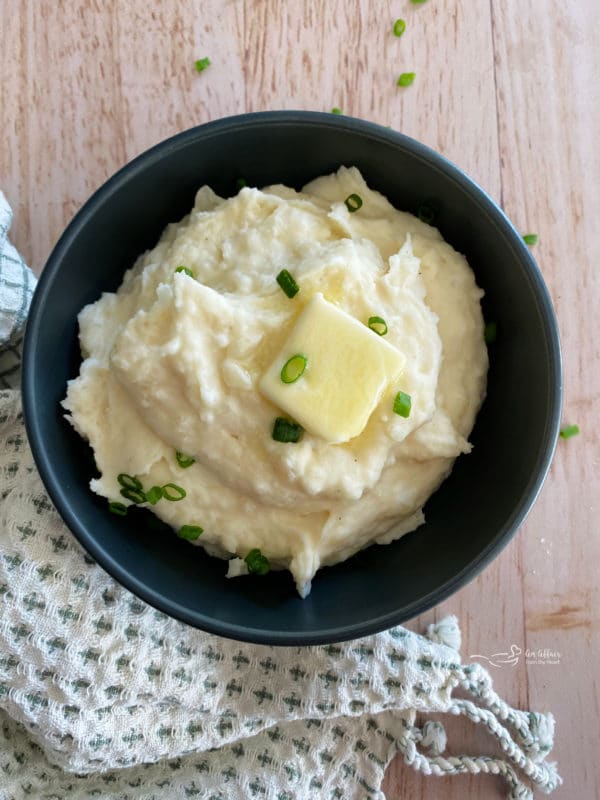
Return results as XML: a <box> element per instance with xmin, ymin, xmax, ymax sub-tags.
<box><xmin>397</xmin><ymin>72</ymin><xmax>416</xmax><ymax>87</ymax></box>
<box><xmin>194</xmin><ymin>57</ymin><xmax>211</xmax><ymax>72</ymax></box>
<box><xmin>560</xmin><ymin>424</ymin><xmax>580</xmax><ymax>439</ymax></box>
<box><xmin>393</xmin><ymin>19</ymin><xmax>406</xmax><ymax>36</ymax></box>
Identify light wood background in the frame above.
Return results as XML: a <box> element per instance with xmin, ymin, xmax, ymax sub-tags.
<box><xmin>1</xmin><ymin>1</ymin><xmax>598</xmax><ymax>797</ymax></box>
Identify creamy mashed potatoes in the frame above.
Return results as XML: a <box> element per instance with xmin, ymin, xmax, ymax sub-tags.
<box><xmin>63</xmin><ymin>167</ymin><xmax>487</xmax><ymax>597</ymax></box>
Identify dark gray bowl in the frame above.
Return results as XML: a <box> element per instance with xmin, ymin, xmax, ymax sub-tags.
<box><xmin>22</xmin><ymin>111</ymin><xmax>562</xmax><ymax>644</ymax></box>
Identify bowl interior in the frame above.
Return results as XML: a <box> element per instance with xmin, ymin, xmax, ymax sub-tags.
<box><xmin>22</xmin><ymin>112</ymin><xmax>561</xmax><ymax>644</ymax></box>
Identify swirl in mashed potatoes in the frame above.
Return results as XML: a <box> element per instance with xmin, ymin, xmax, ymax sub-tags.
<box><xmin>63</xmin><ymin>167</ymin><xmax>487</xmax><ymax>597</ymax></box>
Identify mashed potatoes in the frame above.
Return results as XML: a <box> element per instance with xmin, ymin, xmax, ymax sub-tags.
<box><xmin>63</xmin><ymin>167</ymin><xmax>487</xmax><ymax>597</ymax></box>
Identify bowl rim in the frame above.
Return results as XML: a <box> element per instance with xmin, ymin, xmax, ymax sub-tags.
<box><xmin>22</xmin><ymin>110</ymin><xmax>563</xmax><ymax>644</ymax></box>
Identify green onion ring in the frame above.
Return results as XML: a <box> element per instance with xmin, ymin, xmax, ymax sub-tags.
<box><xmin>175</xmin><ymin>451</ymin><xmax>196</xmax><ymax>468</ymax></box>
<box><xmin>344</xmin><ymin>193</ymin><xmax>363</xmax><ymax>212</ymax></box>
<box><xmin>117</xmin><ymin>473</ymin><xmax>142</xmax><ymax>491</ymax></box>
<box><xmin>280</xmin><ymin>354</ymin><xmax>308</xmax><ymax>384</ymax></box>
<box><xmin>368</xmin><ymin>316</ymin><xmax>388</xmax><ymax>336</ymax></box>
<box><xmin>120</xmin><ymin>486</ymin><xmax>146</xmax><ymax>504</ymax></box>
<box><xmin>162</xmin><ymin>483</ymin><xmax>187</xmax><ymax>501</ymax></box>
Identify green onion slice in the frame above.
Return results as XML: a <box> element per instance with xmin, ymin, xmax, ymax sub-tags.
<box><xmin>276</xmin><ymin>269</ymin><xmax>300</xmax><ymax>298</ymax></box>
<box><xmin>175</xmin><ymin>451</ymin><xmax>196</xmax><ymax>468</ymax></box>
<box><xmin>344</xmin><ymin>193</ymin><xmax>363</xmax><ymax>212</ymax></box>
<box><xmin>162</xmin><ymin>483</ymin><xmax>187</xmax><ymax>501</ymax></box>
<box><xmin>523</xmin><ymin>233</ymin><xmax>538</xmax><ymax>246</ymax></box>
<box><xmin>117</xmin><ymin>473</ymin><xmax>142</xmax><ymax>491</ymax></box>
<box><xmin>397</xmin><ymin>72</ymin><xmax>416</xmax><ymax>87</ymax></box>
<box><xmin>411</xmin><ymin>0</ymin><xmax>428</xmax><ymax>4</ymax></box>
<box><xmin>559</xmin><ymin>424</ymin><xmax>580</xmax><ymax>439</ymax></box>
<box><xmin>484</xmin><ymin>321</ymin><xmax>497</xmax><ymax>345</ymax></box>
<box><xmin>236</xmin><ymin>177</ymin><xmax>247</xmax><ymax>190</ymax></box>
<box><xmin>194</xmin><ymin>57</ymin><xmax>211</xmax><ymax>72</ymax></box>
<box><xmin>108</xmin><ymin>501</ymin><xmax>128</xmax><ymax>516</ymax></box>
<box><xmin>393</xmin><ymin>18</ymin><xmax>406</xmax><ymax>36</ymax></box>
<box><xmin>331</xmin><ymin>107</ymin><xmax>343</xmax><ymax>114</ymax></box>
<box><xmin>145</xmin><ymin>486</ymin><xmax>164</xmax><ymax>505</ymax></box>
<box><xmin>272</xmin><ymin>417</ymin><xmax>303</xmax><ymax>443</ymax></box>
<box><xmin>120</xmin><ymin>487</ymin><xmax>146</xmax><ymax>504</ymax></box>
<box><xmin>280</xmin><ymin>354</ymin><xmax>308</xmax><ymax>384</ymax></box>
<box><xmin>417</xmin><ymin>198</ymin><xmax>440</xmax><ymax>225</ymax></box>
<box><xmin>368</xmin><ymin>316</ymin><xmax>388</xmax><ymax>336</ymax></box>
<box><xmin>175</xmin><ymin>266</ymin><xmax>195</xmax><ymax>278</ymax></box>
<box><xmin>245</xmin><ymin>548</ymin><xmax>270</xmax><ymax>575</ymax></box>
<box><xmin>393</xmin><ymin>391</ymin><xmax>412</xmax><ymax>418</ymax></box>
<box><xmin>177</xmin><ymin>525</ymin><xmax>204</xmax><ymax>541</ymax></box>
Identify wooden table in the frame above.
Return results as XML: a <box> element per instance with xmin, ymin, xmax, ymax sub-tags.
<box><xmin>2</xmin><ymin>2</ymin><xmax>598</xmax><ymax>797</ymax></box>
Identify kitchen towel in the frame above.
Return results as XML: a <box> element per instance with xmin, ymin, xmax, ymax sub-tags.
<box><xmin>0</xmin><ymin>191</ymin><xmax>561</xmax><ymax>799</ymax></box>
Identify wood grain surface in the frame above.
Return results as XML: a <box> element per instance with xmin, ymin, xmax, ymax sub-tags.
<box><xmin>1</xmin><ymin>1</ymin><xmax>598</xmax><ymax>797</ymax></box>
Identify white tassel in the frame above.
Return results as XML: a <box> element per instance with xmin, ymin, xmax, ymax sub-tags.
<box><xmin>426</xmin><ymin>615</ymin><xmax>461</xmax><ymax>653</ymax></box>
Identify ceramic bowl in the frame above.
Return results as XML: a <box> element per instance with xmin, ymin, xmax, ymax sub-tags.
<box><xmin>22</xmin><ymin>112</ymin><xmax>562</xmax><ymax>644</ymax></box>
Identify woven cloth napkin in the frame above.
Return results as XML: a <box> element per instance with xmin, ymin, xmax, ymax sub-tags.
<box><xmin>0</xmin><ymin>191</ymin><xmax>561</xmax><ymax>800</ymax></box>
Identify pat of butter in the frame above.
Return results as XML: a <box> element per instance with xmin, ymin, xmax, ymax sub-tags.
<box><xmin>259</xmin><ymin>294</ymin><xmax>405</xmax><ymax>443</ymax></box>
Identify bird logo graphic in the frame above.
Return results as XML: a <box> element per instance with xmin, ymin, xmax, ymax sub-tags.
<box><xmin>469</xmin><ymin>644</ymin><xmax>522</xmax><ymax>668</ymax></box>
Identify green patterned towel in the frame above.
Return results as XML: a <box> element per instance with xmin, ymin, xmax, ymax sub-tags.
<box><xmin>0</xmin><ymin>193</ymin><xmax>560</xmax><ymax>799</ymax></box>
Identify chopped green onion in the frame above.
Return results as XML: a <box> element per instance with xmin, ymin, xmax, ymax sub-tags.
<box><xmin>276</xmin><ymin>269</ymin><xmax>300</xmax><ymax>298</ymax></box>
<box><xmin>331</xmin><ymin>107</ymin><xmax>343</xmax><ymax>114</ymax></box>
<box><xmin>117</xmin><ymin>473</ymin><xmax>142</xmax><ymax>491</ymax></box>
<box><xmin>410</xmin><ymin>0</ymin><xmax>428</xmax><ymax>4</ymax></box>
<box><xmin>484</xmin><ymin>321</ymin><xmax>497</xmax><ymax>344</ymax></box>
<box><xmin>393</xmin><ymin>391</ymin><xmax>412</xmax><ymax>418</ymax></box>
<box><xmin>559</xmin><ymin>424</ymin><xmax>580</xmax><ymax>439</ymax></box>
<box><xmin>245</xmin><ymin>548</ymin><xmax>270</xmax><ymax>575</ymax></box>
<box><xmin>523</xmin><ymin>233</ymin><xmax>538</xmax><ymax>246</ymax></box>
<box><xmin>162</xmin><ymin>483</ymin><xmax>187</xmax><ymax>501</ymax></box>
<box><xmin>108</xmin><ymin>501</ymin><xmax>128</xmax><ymax>516</ymax></box>
<box><xmin>236</xmin><ymin>177</ymin><xmax>247</xmax><ymax>190</ymax></box>
<box><xmin>397</xmin><ymin>72</ymin><xmax>416</xmax><ymax>87</ymax></box>
<box><xmin>177</xmin><ymin>525</ymin><xmax>204</xmax><ymax>541</ymax></box>
<box><xmin>120</xmin><ymin>487</ymin><xmax>146</xmax><ymax>504</ymax></box>
<box><xmin>145</xmin><ymin>486</ymin><xmax>164</xmax><ymax>505</ymax></box>
<box><xmin>417</xmin><ymin>198</ymin><xmax>440</xmax><ymax>225</ymax></box>
<box><xmin>368</xmin><ymin>316</ymin><xmax>388</xmax><ymax>336</ymax></box>
<box><xmin>175</xmin><ymin>451</ymin><xmax>195</xmax><ymax>468</ymax></box>
<box><xmin>175</xmin><ymin>266</ymin><xmax>195</xmax><ymax>278</ymax></box>
<box><xmin>280</xmin><ymin>354</ymin><xmax>308</xmax><ymax>384</ymax></box>
<box><xmin>272</xmin><ymin>417</ymin><xmax>303</xmax><ymax>443</ymax></box>
<box><xmin>194</xmin><ymin>57</ymin><xmax>211</xmax><ymax>72</ymax></box>
<box><xmin>393</xmin><ymin>18</ymin><xmax>406</xmax><ymax>36</ymax></box>
<box><xmin>344</xmin><ymin>193</ymin><xmax>363</xmax><ymax>212</ymax></box>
